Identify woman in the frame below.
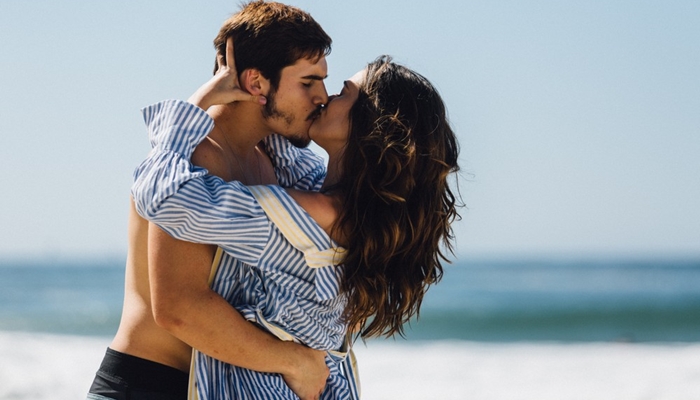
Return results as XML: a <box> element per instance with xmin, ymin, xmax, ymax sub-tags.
<box><xmin>132</xmin><ymin>40</ymin><xmax>460</xmax><ymax>400</ymax></box>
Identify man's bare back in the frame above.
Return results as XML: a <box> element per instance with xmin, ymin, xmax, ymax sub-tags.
<box><xmin>109</xmin><ymin>202</ymin><xmax>194</xmax><ymax>371</ymax></box>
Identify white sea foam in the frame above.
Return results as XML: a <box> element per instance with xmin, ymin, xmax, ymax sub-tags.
<box><xmin>1</xmin><ymin>331</ymin><xmax>700</xmax><ymax>400</ymax></box>
<box><xmin>0</xmin><ymin>331</ymin><xmax>109</xmax><ymax>400</ymax></box>
<box><xmin>354</xmin><ymin>340</ymin><xmax>700</xmax><ymax>400</ymax></box>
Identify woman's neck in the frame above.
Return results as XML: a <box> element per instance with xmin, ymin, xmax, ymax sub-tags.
<box><xmin>321</xmin><ymin>147</ymin><xmax>344</xmax><ymax>191</ymax></box>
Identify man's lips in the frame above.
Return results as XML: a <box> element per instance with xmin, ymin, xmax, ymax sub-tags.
<box><xmin>307</xmin><ymin>107</ymin><xmax>323</xmax><ymax>121</ymax></box>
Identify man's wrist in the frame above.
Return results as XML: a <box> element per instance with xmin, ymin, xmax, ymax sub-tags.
<box><xmin>276</xmin><ymin>340</ymin><xmax>306</xmax><ymax>376</ymax></box>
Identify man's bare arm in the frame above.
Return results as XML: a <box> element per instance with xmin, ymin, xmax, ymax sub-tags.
<box><xmin>148</xmin><ymin>225</ymin><xmax>328</xmax><ymax>400</ymax></box>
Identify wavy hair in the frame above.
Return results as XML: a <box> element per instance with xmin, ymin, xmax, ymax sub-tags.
<box><xmin>331</xmin><ymin>56</ymin><xmax>461</xmax><ymax>338</ymax></box>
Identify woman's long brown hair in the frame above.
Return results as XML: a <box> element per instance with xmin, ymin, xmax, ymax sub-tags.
<box><xmin>330</xmin><ymin>56</ymin><xmax>461</xmax><ymax>338</ymax></box>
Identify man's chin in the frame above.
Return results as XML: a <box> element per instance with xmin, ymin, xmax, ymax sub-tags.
<box><xmin>288</xmin><ymin>136</ymin><xmax>311</xmax><ymax>148</ymax></box>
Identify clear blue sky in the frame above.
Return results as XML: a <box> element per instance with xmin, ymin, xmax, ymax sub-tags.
<box><xmin>1</xmin><ymin>1</ymin><xmax>698</xmax><ymax>260</ymax></box>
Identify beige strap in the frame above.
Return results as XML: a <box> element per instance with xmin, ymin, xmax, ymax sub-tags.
<box><xmin>187</xmin><ymin>247</ymin><xmax>225</xmax><ymax>400</ymax></box>
<box><xmin>248</xmin><ymin>185</ymin><xmax>345</xmax><ymax>268</ymax></box>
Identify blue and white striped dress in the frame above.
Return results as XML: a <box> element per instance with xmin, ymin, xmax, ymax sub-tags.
<box><xmin>132</xmin><ymin>100</ymin><xmax>360</xmax><ymax>400</ymax></box>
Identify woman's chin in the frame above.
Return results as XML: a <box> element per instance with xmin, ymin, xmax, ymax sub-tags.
<box><xmin>308</xmin><ymin>121</ymin><xmax>322</xmax><ymax>141</ymax></box>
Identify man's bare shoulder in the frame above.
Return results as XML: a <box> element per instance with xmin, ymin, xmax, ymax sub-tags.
<box><xmin>192</xmin><ymin>136</ymin><xmax>232</xmax><ymax>180</ymax></box>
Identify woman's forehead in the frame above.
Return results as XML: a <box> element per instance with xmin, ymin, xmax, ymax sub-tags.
<box><xmin>349</xmin><ymin>68</ymin><xmax>367</xmax><ymax>85</ymax></box>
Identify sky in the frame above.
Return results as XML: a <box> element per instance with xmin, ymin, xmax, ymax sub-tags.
<box><xmin>1</xmin><ymin>1</ymin><xmax>698</xmax><ymax>261</ymax></box>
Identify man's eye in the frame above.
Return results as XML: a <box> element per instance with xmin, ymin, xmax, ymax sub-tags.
<box><xmin>302</xmin><ymin>82</ymin><xmax>312</xmax><ymax>88</ymax></box>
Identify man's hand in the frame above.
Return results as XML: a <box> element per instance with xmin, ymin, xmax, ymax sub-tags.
<box><xmin>281</xmin><ymin>342</ymin><xmax>329</xmax><ymax>400</ymax></box>
<box><xmin>187</xmin><ymin>37</ymin><xmax>266</xmax><ymax>110</ymax></box>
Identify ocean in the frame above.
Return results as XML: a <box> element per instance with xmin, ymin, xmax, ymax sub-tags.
<box><xmin>1</xmin><ymin>257</ymin><xmax>699</xmax><ymax>342</ymax></box>
<box><xmin>1</xmin><ymin>257</ymin><xmax>700</xmax><ymax>400</ymax></box>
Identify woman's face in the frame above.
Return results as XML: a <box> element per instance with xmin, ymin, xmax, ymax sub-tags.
<box><xmin>309</xmin><ymin>69</ymin><xmax>365</xmax><ymax>152</ymax></box>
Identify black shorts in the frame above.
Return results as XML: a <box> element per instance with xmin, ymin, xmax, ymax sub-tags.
<box><xmin>87</xmin><ymin>348</ymin><xmax>189</xmax><ymax>400</ymax></box>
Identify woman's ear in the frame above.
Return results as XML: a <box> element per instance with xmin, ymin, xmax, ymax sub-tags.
<box><xmin>239</xmin><ymin>69</ymin><xmax>271</xmax><ymax>97</ymax></box>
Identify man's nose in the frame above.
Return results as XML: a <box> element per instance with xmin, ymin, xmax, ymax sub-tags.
<box><xmin>313</xmin><ymin>81</ymin><xmax>329</xmax><ymax>106</ymax></box>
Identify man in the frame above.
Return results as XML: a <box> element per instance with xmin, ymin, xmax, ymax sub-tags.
<box><xmin>88</xmin><ymin>2</ymin><xmax>332</xmax><ymax>399</ymax></box>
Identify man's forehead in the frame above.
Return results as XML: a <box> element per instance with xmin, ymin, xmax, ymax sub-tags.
<box><xmin>282</xmin><ymin>56</ymin><xmax>328</xmax><ymax>80</ymax></box>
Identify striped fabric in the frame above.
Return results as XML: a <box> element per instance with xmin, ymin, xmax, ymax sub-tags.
<box><xmin>132</xmin><ymin>100</ymin><xmax>360</xmax><ymax>399</ymax></box>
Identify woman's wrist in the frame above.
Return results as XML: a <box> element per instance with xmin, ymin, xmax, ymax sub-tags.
<box><xmin>187</xmin><ymin>92</ymin><xmax>212</xmax><ymax>111</ymax></box>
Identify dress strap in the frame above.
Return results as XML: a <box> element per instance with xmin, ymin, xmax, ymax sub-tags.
<box><xmin>208</xmin><ymin>247</ymin><xmax>224</xmax><ymax>285</ymax></box>
<box><xmin>248</xmin><ymin>185</ymin><xmax>345</xmax><ymax>268</ymax></box>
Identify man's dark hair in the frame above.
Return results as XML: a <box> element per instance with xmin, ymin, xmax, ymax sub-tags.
<box><xmin>213</xmin><ymin>1</ymin><xmax>332</xmax><ymax>89</ymax></box>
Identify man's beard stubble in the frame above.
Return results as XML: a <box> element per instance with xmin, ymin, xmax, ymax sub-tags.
<box><xmin>262</xmin><ymin>89</ymin><xmax>318</xmax><ymax>149</ymax></box>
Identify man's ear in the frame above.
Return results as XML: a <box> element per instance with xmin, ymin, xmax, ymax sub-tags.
<box><xmin>239</xmin><ymin>69</ymin><xmax>271</xmax><ymax>97</ymax></box>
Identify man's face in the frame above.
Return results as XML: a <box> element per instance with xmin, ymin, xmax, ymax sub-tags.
<box><xmin>262</xmin><ymin>56</ymin><xmax>329</xmax><ymax>147</ymax></box>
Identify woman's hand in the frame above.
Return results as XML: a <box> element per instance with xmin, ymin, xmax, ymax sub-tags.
<box><xmin>187</xmin><ymin>37</ymin><xmax>266</xmax><ymax>110</ymax></box>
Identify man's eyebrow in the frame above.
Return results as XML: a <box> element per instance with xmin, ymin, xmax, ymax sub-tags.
<box><xmin>301</xmin><ymin>74</ymin><xmax>328</xmax><ymax>80</ymax></box>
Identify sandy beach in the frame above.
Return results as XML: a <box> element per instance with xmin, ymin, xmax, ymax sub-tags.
<box><xmin>1</xmin><ymin>331</ymin><xmax>699</xmax><ymax>400</ymax></box>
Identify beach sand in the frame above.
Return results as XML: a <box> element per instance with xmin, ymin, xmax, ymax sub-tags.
<box><xmin>1</xmin><ymin>331</ymin><xmax>699</xmax><ymax>400</ymax></box>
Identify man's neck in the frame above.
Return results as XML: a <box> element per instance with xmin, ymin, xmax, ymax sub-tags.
<box><xmin>207</xmin><ymin>102</ymin><xmax>270</xmax><ymax>152</ymax></box>
<box><xmin>202</xmin><ymin>102</ymin><xmax>278</xmax><ymax>186</ymax></box>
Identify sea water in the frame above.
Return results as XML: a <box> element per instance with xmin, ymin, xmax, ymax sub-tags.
<box><xmin>1</xmin><ymin>257</ymin><xmax>699</xmax><ymax>342</ymax></box>
<box><xmin>0</xmin><ymin>259</ymin><xmax>124</xmax><ymax>336</ymax></box>
<box><xmin>414</xmin><ymin>258</ymin><xmax>700</xmax><ymax>342</ymax></box>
